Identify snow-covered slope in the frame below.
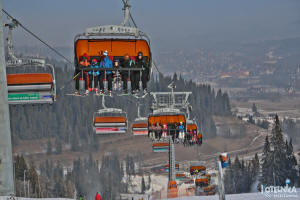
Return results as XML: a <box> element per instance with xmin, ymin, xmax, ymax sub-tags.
<box><xmin>0</xmin><ymin>198</ymin><xmax>74</xmax><ymax>200</ymax></box>
<box><xmin>167</xmin><ymin>190</ymin><xmax>300</xmax><ymax>200</ymax></box>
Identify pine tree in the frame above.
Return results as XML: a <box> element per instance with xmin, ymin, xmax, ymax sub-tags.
<box><xmin>28</xmin><ymin>162</ymin><xmax>39</xmax><ymax>197</ymax></box>
<box><xmin>224</xmin><ymin>157</ymin><xmax>235</xmax><ymax>194</ymax></box>
<box><xmin>285</xmin><ymin>139</ymin><xmax>297</xmax><ymax>186</ymax></box>
<box><xmin>270</xmin><ymin>115</ymin><xmax>287</xmax><ymax>186</ymax></box>
<box><xmin>141</xmin><ymin>176</ymin><xmax>146</xmax><ymax>194</ymax></box>
<box><xmin>71</xmin><ymin>133</ymin><xmax>80</xmax><ymax>152</ymax></box>
<box><xmin>55</xmin><ymin>138</ymin><xmax>62</xmax><ymax>154</ymax></box>
<box><xmin>261</xmin><ymin>135</ymin><xmax>274</xmax><ymax>187</ymax></box>
<box><xmin>47</xmin><ymin>139</ymin><xmax>52</xmax><ymax>155</ymax></box>
<box><xmin>251</xmin><ymin>153</ymin><xmax>260</xmax><ymax>181</ymax></box>
<box><xmin>148</xmin><ymin>174</ymin><xmax>151</xmax><ymax>190</ymax></box>
<box><xmin>15</xmin><ymin>155</ymin><xmax>28</xmax><ymax>180</ymax></box>
<box><xmin>252</xmin><ymin>103</ymin><xmax>257</xmax><ymax>113</ymax></box>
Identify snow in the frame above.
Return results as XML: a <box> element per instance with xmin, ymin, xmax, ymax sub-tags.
<box><xmin>122</xmin><ymin>174</ymin><xmax>168</xmax><ymax>194</ymax></box>
<box><xmin>166</xmin><ymin>189</ymin><xmax>300</xmax><ymax>200</ymax></box>
<box><xmin>0</xmin><ymin>198</ymin><xmax>73</xmax><ymax>200</ymax></box>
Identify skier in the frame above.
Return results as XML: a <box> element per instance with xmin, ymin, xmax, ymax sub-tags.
<box><xmin>135</xmin><ymin>51</ymin><xmax>149</xmax><ymax>92</ymax></box>
<box><xmin>169</xmin><ymin>123</ymin><xmax>176</xmax><ymax>142</ymax></box>
<box><xmin>95</xmin><ymin>192</ymin><xmax>102</xmax><ymax>200</ymax></box>
<box><xmin>88</xmin><ymin>59</ymin><xmax>100</xmax><ymax>94</ymax></box>
<box><xmin>192</xmin><ymin>130</ymin><xmax>197</xmax><ymax>145</ymax></box>
<box><xmin>100</xmin><ymin>51</ymin><xmax>113</xmax><ymax>95</ymax></box>
<box><xmin>113</xmin><ymin>59</ymin><xmax>121</xmax><ymax>91</ymax></box>
<box><xmin>155</xmin><ymin>122</ymin><xmax>162</xmax><ymax>140</ymax></box>
<box><xmin>149</xmin><ymin>123</ymin><xmax>156</xmax><ymax>140</ymax></box>
<box><xmin>175</xmin><ymin>123</ymin><xmax>179</xmax><ymax>142</ymax></box>
<box><xmin>121</xmin><ymin>54</ymin><xmax>135</xmax><ymax>94</ymax></box>
<box><xmin>162</xmin><ymin>123</ymin><xmax>168</xmax><ymax>139</ymax></box>
<box><xmin>75</xmin><ymin>53</ymin><xmax>90</xmax><ymax>95</ymax></box>
<box><xmin>197</xmin><ymin>132</ymin><xmax>203</xmax><ymax>145</ymax></box>
<box><xmin>178</xmin><ymin>122</ymin><xmax>185</xmax><ymax>142</ymax></box>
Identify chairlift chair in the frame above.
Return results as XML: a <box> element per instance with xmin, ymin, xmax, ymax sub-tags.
<box><xmin>195</xmin><ymin>177</ymin><xmax>210</xmax><ymax>188</ymax></box>
<box><xmin>148</xmin><ymin>108</ymin><xmax>187</xmax><ymax>143</ymax></box>
<box><xmin>93</xmin><ymin>108</ymin><xmax>128</xmax><ymax>135</ymax></box>
<box><xmin>190</xmin><ymin>165</ymin><xmax>206</xmax><ymax>177</ymax></box>
<box><xmin>152</xmin><ymin>142</ymin><xmax>169</xmax><ymax>153</ymax></box>
<box><xmin>73</xmin><ymin>0</ymin><xmax>152</xmax><ymax>95</ymax></box>
<box><xmin>132</xmin><ymin>117</ymin><xmax>148</xmax><ymax>136</ymax></box>
<box><xmin>5</xmin><ymin>20</ymin><xmax>56</xmax><ymax>105</ymax></box>
<box><xmin>6</xmin><ymin>62</ymin><xmax>56</xmax><ymax>105</ymax></box>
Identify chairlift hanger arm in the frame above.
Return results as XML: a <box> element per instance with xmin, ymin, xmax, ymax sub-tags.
<box><xmin>121</xmin><ymin>0</ymin><xmax>137</xmax><ymax>28</ymax></box>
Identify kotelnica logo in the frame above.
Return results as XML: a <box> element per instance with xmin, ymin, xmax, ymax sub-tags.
<box><xmin>261</xmin><ymin>180</ymin><xmax>298</xmax><ymax>198</ymax></box>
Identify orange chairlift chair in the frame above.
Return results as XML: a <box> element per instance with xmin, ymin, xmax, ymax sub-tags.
<box><xmin>73</xmin><ymin>1</ymin><xmax>152</xmax><ymax>94</ymax></box>
<box><xmin>5</xmin><ymin>20</ymin><xmax>56</xmax><ymax>105</ymax></box>
<box><xmin>93</xmin><ymin>95</ymin><xmax>128</xmax><ymax>135</ymax></box>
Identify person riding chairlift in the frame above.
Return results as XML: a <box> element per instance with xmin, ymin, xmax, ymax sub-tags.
<box><xmin>197</xmin><ymin>132</ymin><xmax>203</xmax><ymax>145</ymax></box>
<box><xmin>136</xmin><ymin>51</ymin><xmax>149</xmax><ymax>93</ymax></box>
<box><xmin>162</xmin><ymin>123</ymin><xmax>168</xmax><ymax>138</ymax></box>
<box><xmin>192</xmin><ymin>130</ymin><xmax>197</xmax><ymax>144</ymax></box>
<box><xmin>186</xmin><ymin>129</ymin><xmax>192</xmax><ymax>145</ymax></box>
<box><xmin>99</xmin><ymin>51</ymin><xmax>113</xmax><ymax>95</ymax></box>
<box><xmin>88</xmin><ymin>59</ymin><xmax>100</xmax><ymax>94</ymax></box>
<box><xmin>149</xmin><ymin>123</ymin><xmax>156</xmax><ymax>140</ymax></box>
<box><xmin>113</xmin><ymin>59</ymin><xmax>121</xmax><ymax>91</ymax></box>
<box><xmin>178</xmin><ymin>122</ymin><xmax>185</xmax><ymax>141</ymax></box>
<box><xmin>75</xmin><ymin>53</ymin><xmax>90</xmax><ymax>95</ymax></box>
<box><xmin>155</xmin><ymin>122</ymin><xmax>162</xmax><ymax>140</ymax></box>
<box><xmin>121</xmin><ymin>54</ymin><xmax>135</xmax><ymax>94</ymax></box>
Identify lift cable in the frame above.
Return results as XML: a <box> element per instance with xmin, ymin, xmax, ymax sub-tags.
<box><xmin>2</xmin><ymin>9</ymin><xmax>73</xmax><ymax>65</ymax></box>
<box><xmin>152</xmin><ymin>60</ymin><xmax>162</xmax><ymax>75</ymax></box>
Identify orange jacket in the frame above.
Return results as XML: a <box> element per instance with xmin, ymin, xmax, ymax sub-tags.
<box><xmin>80</xmin><ymin>60</ymin><xmax>90</xmax><ymax>67</ymax></box>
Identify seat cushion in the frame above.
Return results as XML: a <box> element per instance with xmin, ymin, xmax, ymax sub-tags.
<box><xmin>7</xmin><ymin>73</ymin><xmax>53</xmax><ymax>85</ymax></box>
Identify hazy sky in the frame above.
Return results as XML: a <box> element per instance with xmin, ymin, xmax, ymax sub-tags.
<box><xmin>2</xmin><ymin>0</ymin><xmax>300</xmax><ymax>51</ymax></box>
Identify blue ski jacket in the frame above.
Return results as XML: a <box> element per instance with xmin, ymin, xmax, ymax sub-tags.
<box><xmin>100</xmin><ymin>56</ymin><xmax>113</xmax><ymax>74</ymax></box>
<box><xmin>89</xmin><ymin>62</ymin><xmax>100</xmax><ymax>76</ymax></box>
<box><xmin>179</xmin><ymin>125</ymin><xmax>185</xmax><ymax>131</ymax></box>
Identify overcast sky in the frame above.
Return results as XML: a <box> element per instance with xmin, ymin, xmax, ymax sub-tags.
<box><xmin>2</xmin><ymin>0</ymin><xmax>300</xmax><ymax>51</ymax></box>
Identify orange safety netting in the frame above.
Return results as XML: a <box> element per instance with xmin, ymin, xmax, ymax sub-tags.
<box><xmin>75</xmin><ymin>39</ymin><xmax>151</xmax><ymax>62</ymax></box>
<box><xmin>187</xmin><ymin>124</ymin><xmax>197</xmax><ymax>131</ymax></box>
<box><xmin>132</xmin><ymin>123</ymin><xmax>148</xmax><ymax>128</ymax></box>
<box><xmin>148</xmin><ymin>115</ymin><xmax>186</xmax><ymax>124</ymax></box>
<box><xmin>94</xmin><ymin>116</ymin><xmax>126</xmax><ymax>123</ymax></box>
<box><xmin>7</xmin><ymin>73</ymin><xmax>53</xmax><ymax>85</ymax></box>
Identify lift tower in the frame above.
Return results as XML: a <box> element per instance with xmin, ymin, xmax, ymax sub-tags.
<box><xmin>0</xmin><ymin>1</ymin><xmax>15</xmax><ymax>195</ymax></box>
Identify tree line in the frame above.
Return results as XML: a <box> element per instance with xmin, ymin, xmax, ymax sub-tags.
<box><xmin>224</xmin><ymin>115</ymin><xmax>299</xmax><ymax>194</ymax></box>
<box><xmin>14</xmin><ymin>151</ymin><xmax>150</xmax><ymax>199</ymax></box>
<box><xmin>9</xmin><ymin>58</ymin><xmax>232</xmax><ymax>153</ymax></box>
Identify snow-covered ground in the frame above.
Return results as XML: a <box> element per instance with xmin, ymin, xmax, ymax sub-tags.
<box><xmin>0</xmin><ymin>198</ymin><xmax>73</xmax><ymax>200</ymax></box>
<box><xmin>166</xmin><ymin>190</ymin><xmax>300</xmax><ymax>200</ymax></box>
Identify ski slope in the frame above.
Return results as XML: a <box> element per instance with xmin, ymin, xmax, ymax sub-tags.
<box><xmin>168</xmin><ymin>190</ymin><xmax>300</xmax><ymax>200</ymax></box>
<box><xmin>0</xmin><ymin>198</ymin><xmax>74</xmax><ymax>200</ymax></box>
